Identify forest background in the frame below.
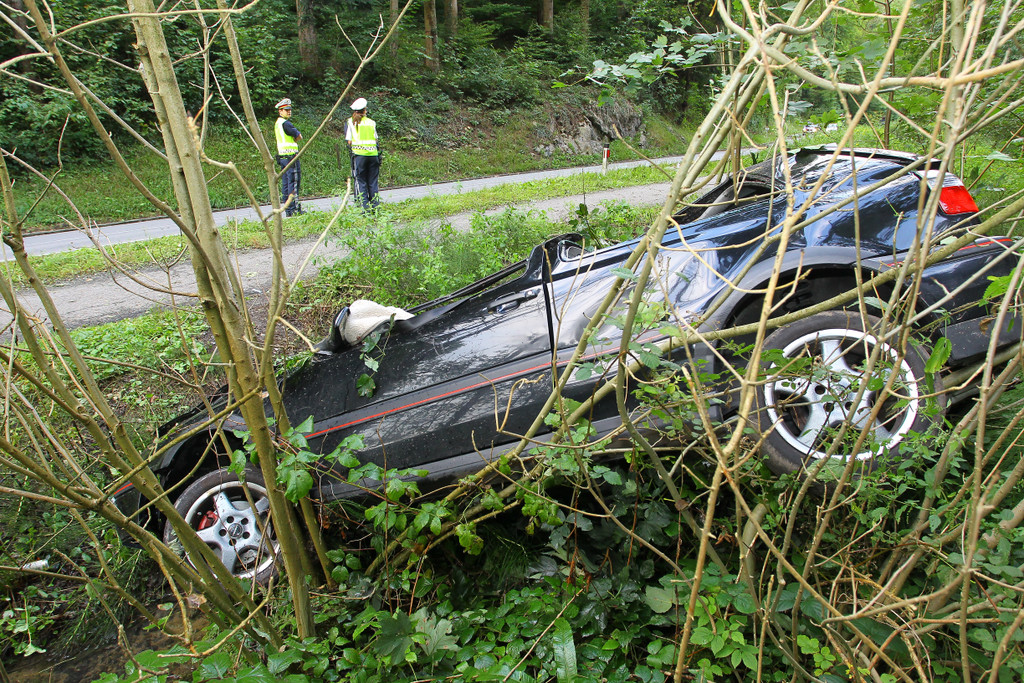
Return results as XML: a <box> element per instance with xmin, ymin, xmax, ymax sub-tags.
<box><xmin>2</xmin><ymin>1</ymin><xmax>1024</xmax><ymax>683</ymax></box>
<box><xmin>5</xmin><ymin>0</ymin><xmax>883</xmax><ymax>230</ymax></box>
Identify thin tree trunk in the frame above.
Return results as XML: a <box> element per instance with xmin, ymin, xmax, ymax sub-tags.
<box><xmin>8</xmin><ymin>0</ymin><xmax>40</xmax><ymax>92</ymax></box>
<box><xmin>947</xmin><ymin>0</ymin><xmax>965</xmax><ymax>170</ymax></box>
<box><xmin>882</xmin><ymin>0</ymin><xmax>895</xmax><ymax>148</ymax></box>
<box><xmin>580</xmin><ymin>0</ymin><xmax>589</xmax><ymax>43</ymax></box>
<box><xmin>296</xmin><ymin>0</ymin><xmax>321</xmax><ymax>76</ymax></box>
<box><xmin>540</xmin><ymin>0</ymin><xmax>553</xmax><ymax>30</ymax></box>
<box><xmin>424</xmin><ymin>0</ymin><xmax>438</xmax><ymax>72</ymax></box>
<box><xmin>445</xmin><ymin>0</ymin><xmax>457</xmax><ymax>37</ymax></box>
<box><xmin>128</xmin><ymin>0</ymin><xmax>316</xmax><ymax>639</ymax></box>
<box><xmin>216</xmin><ymin>0</ymin><xmax>328</xmax><ymax>625</ymax></box>
<box><xmin>17</xmin><ymin>0</ymin><xmax>288</xmax><ymax>647</ymax></box>
<box><xmin>391</xmin><ymin>0</ymin><xmax>399</xmax><ymax>58</ymax></box>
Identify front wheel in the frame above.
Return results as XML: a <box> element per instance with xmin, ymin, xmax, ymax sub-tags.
<box><xmin>164</xmin><ymin>467</ymin><xmax>279</xmax><ymax>584</ymax></box>
<box><xmin>755</xmin><ymin>311</ymin><xmax>941</xmax><ymax>478</ymax></box>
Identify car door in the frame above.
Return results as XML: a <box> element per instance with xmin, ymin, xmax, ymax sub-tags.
<box><xmin>289</xmin><ymin>241</ymin><xmax>559</xmax><ymax>486</ymax></box>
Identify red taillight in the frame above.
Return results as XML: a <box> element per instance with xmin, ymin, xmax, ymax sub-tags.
<box><xmin>938</xmin><ymin>183</ymin><xmax>979</xmax><ymax>214</ymax></box>
<box><xmin>923</xmin><ymin>171</ymin><xmax>980</xmax><ymax>215</ymax></box>
<box><xmin>922</xmin><ymin>170</ymin><xmax>980</xmax><ymax>215</ymax></box>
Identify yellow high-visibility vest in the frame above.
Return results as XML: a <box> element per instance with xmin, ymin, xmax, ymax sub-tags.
<box><xmin>275</xmin><ymin>117</ymin><xmax>299</xmax><ymax>155</ymax></box>
<box><xmin>348</xmin><ymin>117</ymin><xmax>378</xmax><ymax>156</ymax></box>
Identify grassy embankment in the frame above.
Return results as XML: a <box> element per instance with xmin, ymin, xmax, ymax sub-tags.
<box><xmin>12</xmin><ymin>113</ymin><xmax>690</xmax><ymax>230</ymax></box>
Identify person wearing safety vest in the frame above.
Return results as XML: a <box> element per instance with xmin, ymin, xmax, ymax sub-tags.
<box><xmin>274</xmin><ymin>97</ymin><xmax>304</xmax><ymax>217</ymax></box>
<box><xmin>345</xmin><ymin>97</ymin><xmax>381</xmax><ymax>210</ymax></box>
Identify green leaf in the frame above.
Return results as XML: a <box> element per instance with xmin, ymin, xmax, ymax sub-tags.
<box><xmin>732</xmin><ymin>590</ymin><xmax>758</xmax><ymax>614</ymax></box>
<box><xmin>233</xmin><ymin>665</ymin><xmax>278</xmax><ymax>682</ymax></box>
<box><xmin>861</xmin><ymin>296</ymin><xmax>889</xmax><ymax>314</ymax></box>
<box><xmin>690</xmin><ymin>626</ymin><xmax>713</xmax><ymax>646</ymax></box>
<box><xmin>573</xmin><ymin>364</ymin><xmax>594</xmax><ymax>381</ymax></box>
<box><xmin>644</xmin><ymin>585</ymin><xmax>676</xmax><ymax>613</ymax></box>
<box><xmin>374</xmin><ymin>612</ymin><xmax>414</xmax><ymax>666</ymax></box>
<box><xmin>925</xmin><ymin>337</ymin><xmax>952</xmax><ymax>374</ymax></box>
<box><xmin>984</xmin><ymin>151</ymin><xmax>1017</xmax><ymax>162</ymax></box>
<box><xmin>336</xmin><ymin>452</ymin><xmax>361</xmax><ymax>468</ymax></box>
<box><xmin>415</xmin><ymin>613</ymin><xmax>458</xmax><ymax>658</ymax></box>
<box><xmin>229</xmin><ymin>448</ymin><xmax>249</xmax><ymax>475</ymax></box>
<box><xmin>552</xmin><ymin>617</ymin><xmax>578</xmax><ymax>683</ymax></box>
<box><xmin>282</xmin><ymin>468</ymin><xmax>313</xmax><ymax>502</ymax></box>
<box><xmin>636</xmin><ymin>349</ymin><xmax>661</xmax><ymax>368</ymax></box>
<box><xmin>289</xmin><ymin>416</ymin><xmax>314</xmax><ymax>441</ymax></box>
<box><xmin>849</xmin><ymin>617</ymin><xmax>909</xmax><ymax>659</ymax></box>
<box><xmin>356</xmin><ymin>374</ymin><xmax>376</xmax><ymax>397</ymax></box>
<box><xmin>267</xmin><ymin>649</ymin><xmax>304</xmax><ymax>675</ymax></box>
<box><xmin>601</xmin><ymin>470</ymin><xmax>624</xmax><ymax>485</ymax></box>
<box><xmin>611</xmin><ymin>266</ymin><xmax>639</xmax><ymax>280</ymax></box>
<box><xmin>775</xmin><ymin>584</ymin><xmax>799</xmax><ymax>612</ymax></box>
<box><xmin>984</xmin><ymin>274</ymin><xmax>1011</xmax><ymax>303</ymax></box>
<box><xmin>200</xmin><ymin>650</ymin><xmax>233</xmax><ymax>679</ymax></box>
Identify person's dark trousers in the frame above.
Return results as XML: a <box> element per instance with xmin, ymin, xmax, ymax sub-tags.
<box><xmin>277</xmin><ymin>155</ymin><xmax>302</xmax><ymax>216</ymax></box>
<box><xmin>352</xmin><ymin>154</ymin><xmax>381</xmax><ymax>210</ymax></box>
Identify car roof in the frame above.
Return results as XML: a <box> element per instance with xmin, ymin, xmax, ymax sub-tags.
<box><xmin>738</xmin><ymin>146</ymin><xmax>928</xmax><ymax>187</ymax></box>
<box><xmin>673</xmin><ymin>146</ymin><xmax>931</xmax><ymax>224</ymax></box>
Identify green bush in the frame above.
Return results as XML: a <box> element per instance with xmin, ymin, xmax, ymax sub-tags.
<box><xmin>440</xmin><ymin>22</ymin><xmax>541</xmax><ymax>108</ymax></box>
<box><xmin>311</xmin><ymin>201</ymin><xmax>646</xmax><ymax>312</ymax></box>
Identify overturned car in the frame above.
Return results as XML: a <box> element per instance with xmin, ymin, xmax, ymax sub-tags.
<box><xmin>113</xmin><ymin>147</ymin><xmax>1021</xmax><ymax>580</ymax></box>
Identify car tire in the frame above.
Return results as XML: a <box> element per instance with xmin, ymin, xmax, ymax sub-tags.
<box><xmin>163</xmin><ymin>466</ymin><xmax>279</xmax><ymax>584</ymax></box>
<box><xmin>755</xmin><ymin>311</ymin><xmax>940</xmax><ymax>478</ymax></box>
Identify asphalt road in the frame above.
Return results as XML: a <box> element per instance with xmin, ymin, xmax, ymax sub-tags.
<box><xmin>1</xmin><ymin>155</ymin><xmax>703</xmax><ymax>333</ymax></box>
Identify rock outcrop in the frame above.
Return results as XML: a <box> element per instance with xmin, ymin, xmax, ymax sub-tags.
<box><xmin>533</xmin><ymin>98</ymin><xmax>646</xmax><ymax>157</ymax></box>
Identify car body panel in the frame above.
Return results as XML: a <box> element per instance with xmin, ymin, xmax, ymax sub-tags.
<box><xmin>111</xmin><ymin>147</ymin><xmax>1020</xmax><ymax>523</ymax></box>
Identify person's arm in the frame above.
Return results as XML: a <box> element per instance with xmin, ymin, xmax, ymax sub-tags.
<box><xmin>283</xmin><ymin>120</ymin><xmax>302</xmax><ymax>141</ymax></box>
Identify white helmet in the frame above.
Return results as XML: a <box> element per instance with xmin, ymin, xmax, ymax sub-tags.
<box><xmin>275</xmin><ymin>98</ymin><xmax>292</xmax><ymax>110</ymax></box>
<box><xmin>351</xmin><ymin>97</ymin><xmax>368</xmax><ymax>111</ymax></box>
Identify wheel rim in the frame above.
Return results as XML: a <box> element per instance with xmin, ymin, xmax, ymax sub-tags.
<box><xmin>764</xmin><ymin>327</ymin><xmax>922</xmax><ymax>461</ymax></box>
<box><xmin>181</xmin><ymin>480</ymin><xmax>277</xmax><ymax>580</ymax></box>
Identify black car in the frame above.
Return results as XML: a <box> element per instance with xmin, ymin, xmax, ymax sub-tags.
<box><xmin>112</xmin><ymin>147</ymin><xmax>1020</xmax><ymax>581</ymax></box>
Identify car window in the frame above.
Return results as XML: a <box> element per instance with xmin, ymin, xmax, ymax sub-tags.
<box><xmin>559</xmin><ymin>239</ymin><xmax>584</xmax><ymax>260</ymax></box>
<box><xmin>674</xmin><ymin>176</ymin><xmax>776</xmax><ymax>224</ymax></box>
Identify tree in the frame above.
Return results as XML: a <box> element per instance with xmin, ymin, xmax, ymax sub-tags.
<box><xmin>425</xmin><ymin>0</ymin><xmax>439</xmax><ymax>71</ymax></box>
<box><xmin>296</xmin><ymin>0</ymin><xmax>321</xmax><ymax>76</ymax></box>
<box><xmin>539</xmin><ymin>0</ymin><xmax>553</xmax><ymax>30</ymax></box>
<box><xmin>445</xmin><ymin>0</ymin><xmax>458</xmax><ymax>37</ymax></box>
<box><xmin>1</xmin><ymin>0</ymin><xmax>414</xmax><ymax>649</ymax></box>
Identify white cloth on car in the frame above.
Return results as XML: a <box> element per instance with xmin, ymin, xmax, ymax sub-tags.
<box><xmin>340</xmin><ymin>299</ymin><xmax>413</xmax><ymax>345</ymax></box>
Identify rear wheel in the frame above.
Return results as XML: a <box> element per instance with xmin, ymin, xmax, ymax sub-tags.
<box><xmin>164</xmin><ymin>467</ymin><xmax>279</xmax><ymax>584</ymax></box>
<box><xmin>755</xmin><ymin>312</ymin><xmax>939</xmax><ymax>478</ymax></box>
